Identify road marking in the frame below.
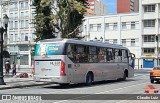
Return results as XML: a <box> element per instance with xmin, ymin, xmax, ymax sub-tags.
<box><xmin>53</xmin><ymin>82</ymin><xmax>149</xmax><ymax>103</ymax></box>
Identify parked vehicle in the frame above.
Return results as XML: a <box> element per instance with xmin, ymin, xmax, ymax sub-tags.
<box><xmin>150</xmin><ymin>66</ymin><xmax>160</xmax><ymax>83</ymax></box>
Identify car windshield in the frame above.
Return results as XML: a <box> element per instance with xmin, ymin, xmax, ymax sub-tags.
<box><xmin>153</xmin><ymin>67</ymin><xmax>160</xmax><ymax>70</ymax></box>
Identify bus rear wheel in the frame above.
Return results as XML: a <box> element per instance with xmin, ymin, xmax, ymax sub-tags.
<box><xmin>122</xmin><ymin>71</ymin><xmax>127</xmax><ymax>81</ymax></box>
<box><xmin>85</xmin><ymin>73</ymin><xmax>93</xmax><ymax>86</ymax></box>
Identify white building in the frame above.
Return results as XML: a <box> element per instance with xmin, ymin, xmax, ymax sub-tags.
<box><xmin>0</xmin><ymin>0</ymin><xmax>36</xmax><ymax>70</ymax></box>
<box><xmin>83</xmin><ymin>0</ymin><xmax>160</xmax><ymax>68</ymax></box>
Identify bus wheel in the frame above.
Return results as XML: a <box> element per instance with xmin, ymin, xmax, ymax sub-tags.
<box><xmin>122</xmin><ymin>71</ymin><xmax>127</xmax><ymax>81</ymax></box>
<box><xmin>85</xmin><ymin>73</ymin><xmax>93</xmax><ymax>86</ymax></box>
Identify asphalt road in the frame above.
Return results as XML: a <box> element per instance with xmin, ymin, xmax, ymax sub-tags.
<box><xmin>1</xmin><ymin>69</ymin><xmax>160</xmax><ymax>103</ymax></box>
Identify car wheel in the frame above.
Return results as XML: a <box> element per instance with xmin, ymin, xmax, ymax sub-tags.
<box><xmin>150</xmin><ymin>79</ymin><xmax>154</xmax><ymax>83</ymax></box>
<box><xmin>85</xmin><ymin>73</ymin><xmax>93</xmax><ymax>86</ymax></box>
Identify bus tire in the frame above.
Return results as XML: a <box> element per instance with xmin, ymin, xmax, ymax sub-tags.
<box><xmin>85</xmin><ymin>73</ymin><xmax>93</xmax><ymax>86</ymax></box>
<box><xmin>122</xmin><ymin>71</ymin><xmax>127</xmax><ymax>81</ymax></box>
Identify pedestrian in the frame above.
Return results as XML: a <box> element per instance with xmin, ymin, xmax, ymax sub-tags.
<box><xmin>5</xmin><ymin>60</ymin><xmax>10</xmax><ymax>75</ymax></box>
<box><xmin>12</xmin><ymin>61</ymin><xmax>16</xmax><ymax>76</ymax></box>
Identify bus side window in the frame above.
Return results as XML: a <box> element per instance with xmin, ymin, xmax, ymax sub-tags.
<box><xmin>88</xmin><ymin>46</ymin><xmax>97</xmax><ymax>63</ymax></box>
<box><xmin>97</xmin><ymin>47</ymin><xmax>106</xmax><ymax>63</ymax></box>
<box><xmin>75</xmin><ymin>45</ymin><xmax>87</xmax><ymax>63</ymax></box>
<box><xmin>106</xmin><ymin>48</ymin><xmax>114</xmax><ymax>62</ymax></box>
<box><xmin>122</xmin><ymin>50</ymin><xmax>128</xmax><ymax>62</ymax></box>
<box><xmin>66</xmin><ymin>44</ymin><xmax>75</xmax><ymax>62</ymax></box>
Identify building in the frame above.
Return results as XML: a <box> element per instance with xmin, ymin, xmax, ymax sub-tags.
<box><xmin>117</xmin><ymin>0</ymin><xmax>139</xmax><ymax>13</ymax></box>
<box><xmin>86</xmin><ymin>0</ymin><xmax>107</xmax><ymax>15</ymax></box>
<box><xmin>83</xmin><ymin>0</ymin><xmax>160</xmax><ymax>68</ymax></box>
<box><xmin>83</xmin><ymin>13</ymin><xmax>141</xmax><ymax>68</ymax></box>
<box><xmin>139</xmin><ymin>0</ymin><xmax>160</xmax><ymax>68</ymax></box>
<box><xmin>0</xmin><ymin>0</ymin><xmax>36</xmax><ymax>70</ymax></box>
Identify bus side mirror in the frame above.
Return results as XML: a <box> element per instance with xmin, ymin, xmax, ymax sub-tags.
<box><xmin>129</xmin><ymin>53</ymin><xmax>135</xmax><ymax>59</ymax></box>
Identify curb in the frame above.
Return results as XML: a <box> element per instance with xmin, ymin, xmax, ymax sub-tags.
<box><xmin>0</xmin><ymin>82</ymin><xmax>53</xmax><ymax>90</ymax></box>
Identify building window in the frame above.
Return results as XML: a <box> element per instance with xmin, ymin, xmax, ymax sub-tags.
<box><xmin>97</xmin><ymin>24</ymin><xmax>101</xmax><ymax>31</ymax></box>
<box><xmin>90</xmin><ymin>24</ymin><xmax>93</xmax><ymax>31</ymax></box>
<box><xmin>20</xmin><ymin>12</ymin><xmax>24</xmax><ymax>17</ymax></box>
<box><xmin>15</xmin><ymin>21</ymin><xmax>18</xmax><ymax>29</ymax></box>
<box><xmin>20</xmin><ymin>2</ymin><xmax>24</xmax><ymax>9</ymax></box>
<box><xmin>113</xmin><ymin>39</ymin><xmax>117</xmax><ymax>44</ymax></box>
<box><xmin>15</xmin><ymin>34</ymin><xmax>18</xmax><ymax>41</ymax></box>
<box><xmin>130</xmin><ymin>1</ymin><xmax>134</xmax><ymax>12</ymax></box>
<box><xmin>9</xmin><ymin>2</ymin><xmax>17</xmax><ymax>10</ymax></box>
<box><xmin>122</xmin><ymin>39</ymin><xmax>126</xmax><ymax>46</ymax></box>
<box><xmin>10</xmin><ymin>13</ymin><xmax>13</xmax><ymax>18</ymax></box>
<box><xmin>20</xmin><ymin>20</ymin><xmax>24</xmax><ymax>28</ymax></box>
<box><xmin>25</xmin><ymin>20</ymin><xmax>29</xmax><ymax>28</ymax></box>
<box><xmin>122</xmin><ymin>22</ymin><xmax>126</xmax><ymax>29</ymax></box>
<box><xmin>32</xmin><ymin>33</ymin><xmax>37</xmax><ymax>41</ymax></box>
<box><xmin>10</xmin><ymin>34</ymin><xmax>14</xmax><ymax>42</ymax></box>
<box><xmin>144</xmin><ymin>5</ymin><xmax>155</xmax><ymax>12</ymax></box>
<box><xmin>131</xmin><ymin>39</ymin><xmax>135</xmax><ymax>46</ymax></box>
<box><xmin>15</xmin><ymin>12</ymin><xmax>18</xmax><ymax>18</ymax></box>
<box><xmin>105</xmin><ymin>23</ymin><xmax>109</xmax><ymax>30</ymax></box>
<box><xmin>113</xmin><ymin>23</ymin><xmax>117</xmax><ymax>30</ymax></box>
<box><xmin>144</xmin><ymin>35</ymin><xmax>155</xmax><ymax>42</ymax></box>
<box><xmin>25</xmin><ymin>11</ymin><xmax>29</xmax><ymax>17</ymax></box>
<box><xmin>144</xmin><ymin>20</ymin><xmax>155</xmax><ymax>27</ymax></box>
<box><xmin>25</xmin><ymin>2</ymin><xmax>28</xmax><ymax>9</ymax></box>
<box><xmin>21</xmin><ymin>33</ymin><xmax>28</xmax><ymax>41</ymax></box>
<box><xmin>144</xmin><ymin>48</ymin><xmax>154</xmax><ymax>53</ymax></box>
<box><xmin>131</xmin><ymin>22</ymin><xmax>135</xmax><ymax>29</ymax></box>
<box><xmin>10</xmin><ymin>21</ymin><xmax>13</xmax><ymax>29</ymax></box>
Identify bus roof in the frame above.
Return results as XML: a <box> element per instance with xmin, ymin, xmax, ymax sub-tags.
<box><xmin>39</xmin><ymin>38</ymin><xmax>129</xmax><ymax>50</ymax></box>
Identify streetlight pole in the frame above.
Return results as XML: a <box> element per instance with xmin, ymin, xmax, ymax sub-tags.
<box><xmin>0</xmin><ymin>14</ymin><xmax>9</xmax><ymax>85</ymax></box>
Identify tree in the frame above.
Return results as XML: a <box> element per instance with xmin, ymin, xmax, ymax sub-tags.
<box><xmin>51</xmin><ymin>0</ymin><xmax>87</xmax><ymax>38</ymax></box>
<box><xmin>33</xmin><ymin>0</ymin><xmax>56</xmax><ymax>41</ymax></box>
<box><xmin>33</xmin><ymin>0</ymin><xmax>87</xmax><ymax>41</ymax></box>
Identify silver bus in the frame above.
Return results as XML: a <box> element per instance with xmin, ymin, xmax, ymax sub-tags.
<box><xmin>33</xmin><ymin>39</ymin><xmax>135</xmax><ymax>85</ymax></box>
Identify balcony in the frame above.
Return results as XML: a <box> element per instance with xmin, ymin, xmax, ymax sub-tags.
<box><xmin>142</xmin><ymin>42</ymin><xmax>155</xmax><ymax>48</ymax></box>
<box><xmin>143</xmin><ymin>27</ymin><xmax>156</xmax><ymax>34</ymax></box>
<box><xmin>143</xmin><ymin>12</ymin><xmax>156</xmax><ymax>20</ymax></box>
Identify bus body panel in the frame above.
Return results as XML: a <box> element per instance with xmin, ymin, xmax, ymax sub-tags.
<box><xmin>34</xmin><ymin>55</ymin><xmax>69</xmax><ymax>83</ymax></box>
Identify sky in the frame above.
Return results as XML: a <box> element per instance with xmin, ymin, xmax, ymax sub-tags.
<box><xmin>103</xmin><ymin>0</ymin><xmax>116</xmax><ymax>14</ymax></box>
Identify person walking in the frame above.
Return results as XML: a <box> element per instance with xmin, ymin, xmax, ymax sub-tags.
<box><xmin>12</xmin><ymin>61</ymin><xmax>16</xmax><ymax>76</ymax></box>
<box><xmin>5</xmin><ymin>60</ymin><xmax>11</xmax><ymax>75</ymax></box>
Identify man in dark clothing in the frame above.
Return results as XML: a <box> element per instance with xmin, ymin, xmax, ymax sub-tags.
<box><xmin>5</xmin><ymin>60</ymin><xmax>10</xmax><ymax>75</ymax></box>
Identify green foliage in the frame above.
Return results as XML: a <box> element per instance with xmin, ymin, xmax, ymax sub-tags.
<box><xmin>33</xmin><ymin>0</ymin><xmax>55</xmax><ymax>41</ymax></box>
<box><xmin>51</xmin><ymin>0</ymin><xmax>87</xmax><ymax>38</ymax></box>
<box><xmin>33</xmin><ymin>0</ymin><xmax>87</xmax><ymax>41</ymax></box>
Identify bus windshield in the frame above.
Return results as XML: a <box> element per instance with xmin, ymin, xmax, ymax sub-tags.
<box><xmin>35</xmin><ymin>43</ymin><xmax>65</xmax><ymax>56</ymax></box>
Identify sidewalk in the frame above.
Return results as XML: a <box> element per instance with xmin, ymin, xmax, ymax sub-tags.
<box><xmin>0</xmin><ymin>72</ymin><xmax>52</xmax><ymax>90</ymax></box>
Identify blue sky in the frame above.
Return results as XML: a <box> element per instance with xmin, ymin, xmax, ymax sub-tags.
<box><xmin>103</xmin><ymin>0</ymin><xmax>116</xmax><ymax>14</ymax></box>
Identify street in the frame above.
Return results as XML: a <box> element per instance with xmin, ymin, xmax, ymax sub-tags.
<box><xmin>0</xmin><ymin>69</ymin><xmax>160</xmax><ymax>103</ymax></box>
